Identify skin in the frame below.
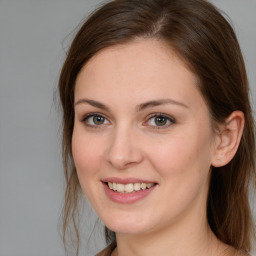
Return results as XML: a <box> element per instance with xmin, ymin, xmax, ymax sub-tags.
<box><xmin>72</xmin><ymin>39</ymin><xmax>244</xmax><ymax>256</ymax></box>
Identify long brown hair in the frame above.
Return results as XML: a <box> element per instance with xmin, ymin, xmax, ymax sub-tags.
<box><xmin>58</xmin><ymin>0</ymin><xmax>256</xmax><ymax>254</ymax></box>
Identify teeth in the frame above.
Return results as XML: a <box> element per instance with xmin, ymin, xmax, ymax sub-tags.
<box><xmin>147</xmin><ymin>183</ymin><xmax>153</xmax><ymax>189</ymax></box>
<box><xmin>107</xmin><ymin>182</ymin><xmax>154</xmax><ymax>193</ymax></box>
<box><xmin>134</xmin><ymin>183</ymin><xmax>141</xmax><ymax>191</ymax></box>
<box><xmin>116</xmin><ymin>183</ymin><xmax>125</xmax><ymax>192</ymax></box>
<box><xmin>141</xmin><ymin>183</ymin><xmax>146</xmax><ymax>190</ymax></box>
<box><xmin>125</xmin><ymin>183</ymin><xmax>134</xmax><ymax>193</ymax></box>
<box><xmin>108</xmin><ymin>182</ymin><xmax>113</xmax><ymax>190</ymax></box>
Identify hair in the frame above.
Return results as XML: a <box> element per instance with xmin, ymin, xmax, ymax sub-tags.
<box><xmin>58</xmin><ymin>0</ymin><xmax>256</xmax><ymax>254</ymax></box>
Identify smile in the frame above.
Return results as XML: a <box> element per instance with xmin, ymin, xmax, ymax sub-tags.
<box><xmin>102</xmin><ymin>179</ymin><xmax>157</xmax><ymax>204</ymax></box>
<box><xmin>107</xmin><ymin>182</ymin><xmax>155</xmax><ymax>193</ymax></box>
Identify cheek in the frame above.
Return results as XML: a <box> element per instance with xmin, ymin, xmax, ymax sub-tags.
<box><xmin>71</xmin><ymin>128</ymin><xmax>111</xmax><ymax>215</ymax></box>
<box><xmin>72</xmin><ymin>135</ymin><xmax>97</xmax><ymax>173</ymax></box>
<box><xmin>72</xmin><ymin>122</ymin><xmax>107</xmax><ymax>166</ymax></box>
<box><xmin>147</xmin><ymin>126</ymin><xmax>213</xmax><ymax>183</ymax></box>
<box><xmin>144</xmin><ymin>128</ymin><xmax>213</xmax><ymax>222</ymax></box>
<box><xmin>71</xmin><ymin>128</ymin><xmax>106</xmax><ymax>194</ymax></box>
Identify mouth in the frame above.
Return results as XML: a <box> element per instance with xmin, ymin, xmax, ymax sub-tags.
<box><xmin>105</xmin><ymin>182</ymin><xmax>156</xmax><ymax>193</ymax></box>
<box><xmin>102</xmin><ymin>178</ymin><xmax>157</xmax><ymax>204</ymax></box>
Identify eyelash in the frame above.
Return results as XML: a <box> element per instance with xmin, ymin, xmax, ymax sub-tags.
<box><xmin>81</xmin><ymin>112</ymin><xmax>110</xmax><ymax>128</ymax></box>
<box><xmin>145</xmin><ymin>113</ymin><xmax>176</xmax><ymax>129</ymax></box>
<box><xmin>81</xmin><ymin>112</ymin><xmax>176</xmax><ymax>129</ymax></box>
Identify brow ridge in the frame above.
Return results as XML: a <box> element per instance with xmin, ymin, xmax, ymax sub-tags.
<box><xmin>75</xmin><ymin>98</ymin><xmax>188</xmax><ymax>112</ymax></box>
<box><xmin>137</xmin><ymin>99</ymin><xmax>189</xmax><ymax>111</ymax></box>
<box><xmin>75</xmin><ymin>99</ymin><xmax>110</xmax><ymax>111</ymax></box>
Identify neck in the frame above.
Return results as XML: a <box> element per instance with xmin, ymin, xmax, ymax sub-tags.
<box><xmin>112</xmin><ymin>206</ymin><xmax>226</xmax><ymax>256</ymax></box>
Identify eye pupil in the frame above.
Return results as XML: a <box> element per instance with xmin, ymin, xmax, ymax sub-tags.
<box><xmin>155</xmin><ymin>116</ymin><xmax>167</xmax><ymax>126</ymax></box>
<box><xmin>93</xmin><ymin>116</ymin><xmax>105</xmax><ymax>125</ymax></box>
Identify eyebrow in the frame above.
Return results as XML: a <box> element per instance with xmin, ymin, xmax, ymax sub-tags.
<box><xmin>75</xmin><ymin>98</ymin><xmax>189</xmax><ymax>111</ymax></box>
<box><xmin>75</xmin><ymin>99</ymin><xmax>110</xmax><ymax>111</ymax></box>
<box><xmin>137</xmin><ymin>99</ymin><xmax>189</xmax><ymax>111</ymax></box>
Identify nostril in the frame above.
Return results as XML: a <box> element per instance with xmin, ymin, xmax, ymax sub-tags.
<box><xmin>105</xmin><ymin>133</ymin><xmax>144</xmax><ymax>169</ymax></box>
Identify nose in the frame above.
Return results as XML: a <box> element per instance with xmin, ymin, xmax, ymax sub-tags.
<box><xmin>105</xmin><ymin>125</ymin><xmax>143</xmax><ymax>170</ymax></box>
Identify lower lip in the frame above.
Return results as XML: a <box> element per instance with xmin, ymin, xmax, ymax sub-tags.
<box><xmin>103</xmin><ymin>182</ymin><xmax>157</xmax><ymax>204</ymax></box>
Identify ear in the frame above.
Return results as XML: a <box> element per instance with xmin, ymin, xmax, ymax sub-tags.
<box><xmin>211</xmin><ymin>111</ymin><xmax>245</xmax><ymax>167</ymax></box>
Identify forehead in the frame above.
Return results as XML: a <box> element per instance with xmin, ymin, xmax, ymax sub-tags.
<box><xmin>74</xmin><ymin>39</ymin><xmax>203</xmax><ymax>110</ymax></box>
<box><xmin>77</xmin><ymin>39</ymin><xmax>193</xmax><ymax>80</ymax></box>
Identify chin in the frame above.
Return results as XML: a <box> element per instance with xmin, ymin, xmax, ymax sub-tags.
<box><xmin>107</xmin><ymin>222</ymin><xmax>151</xmax><ymax>236</ymax></box>
<box><xmin>100</xmin><ymin>210</ymin><xmax>158</xmax><ymax>236</ymax></box>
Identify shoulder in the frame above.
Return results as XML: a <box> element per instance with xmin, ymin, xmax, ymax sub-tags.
<box><xmin>225</xmin><ymin>247</ymin><xmax>251</xmax><ymax>256</ymax></box>
<box><xmin>234</xmin><ymin>249</ymin><xmax>251</xmax><ymax>256</ymax></box>
<box><xmin>220</xmin><ymin>246</ymin><xmax>251</xmax><ymax>256</ymax></box>
<box><xmin>235</xmin><ymin>252</ymin><xmax>251</xmax><ymax>256</ymax></box>
<box><xmin>95</xmin><ymin>246</ymin><xmax>112</xmax><ymax>256</ymax></box>
<box><xmin>95</xmin><ymin>247</ymin><xmax>111</xmax><ymax>256</ymax></box>
<box><xmin>95</xmin><ymin>242</ymin><xmax>116</xmax><ymax>256</ymax></box>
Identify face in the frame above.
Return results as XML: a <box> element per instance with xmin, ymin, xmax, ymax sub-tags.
<box><xmin>72</xmin><ymin>39</ymin><xmax>217</xmax><ymax>236</ymax></box>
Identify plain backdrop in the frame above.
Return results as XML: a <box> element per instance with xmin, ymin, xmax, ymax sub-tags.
<box><xmin>0</xmin><ymin>1</ymin><xmax>256</xmax><ymax>256</ymax></box>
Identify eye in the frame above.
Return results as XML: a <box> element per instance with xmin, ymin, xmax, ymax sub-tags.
<box><xmin>146</xmin><ymin>113</ymin><xmax>175</xmax><ymax>128</ymax></box>
<box><xmin>82</xmin><ymin>113</ymin><xmax>110</xmax><ymax>127</ymax></box>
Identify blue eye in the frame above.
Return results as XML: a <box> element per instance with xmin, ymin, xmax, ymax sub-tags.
<box><xmin>82</xmin><ymin>113</ymin><xmax>109</xmax><ymax>127</ymax></box>
<box><xmin>147</xmin><ymin>114</ymin><xmax>175</xmax><ymax>128</ymax></box>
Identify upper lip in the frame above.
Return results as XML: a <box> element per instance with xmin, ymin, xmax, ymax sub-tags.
<box><xmin>102</xmin><ymin>177</ymin><xmax>157</xmax><ymax>185</ymax></box>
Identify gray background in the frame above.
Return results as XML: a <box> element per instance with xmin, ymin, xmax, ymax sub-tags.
<box><xmin>0</xmin><ymin>1</ymin><xmax>256</xmax><ymax>256</ymax></box>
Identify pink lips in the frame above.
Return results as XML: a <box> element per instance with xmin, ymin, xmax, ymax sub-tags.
<box><xmin>102</xmin><ymin>177</ymin><xmax>157</xmax><ymax>204</ymax></box>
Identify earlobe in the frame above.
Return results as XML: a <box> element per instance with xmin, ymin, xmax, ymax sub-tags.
<box><xmin>211</xmin><ymin>111</ymin><xmax>245</xmax><ymax>167</ymax></box>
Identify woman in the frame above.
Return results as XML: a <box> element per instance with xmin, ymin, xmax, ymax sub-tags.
<box><xmin>58</xmin><ymin>0</ymin><xmax>256</xmax><ymax>255</ymax></box>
